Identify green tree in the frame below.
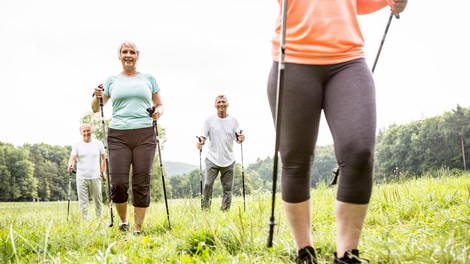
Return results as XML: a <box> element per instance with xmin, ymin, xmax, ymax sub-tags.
<box><xmin>442</xmin><ymin>105</ymin><xmax>470</xmax><ymax>170</ymax></box>
<box><xmin>187</xmin><ymin>169</ymin><xmax>204</xmax><ymax>198</ymax></box>
<box><xmin>247</xmin><ymin>156</ymin><xmax>279</xmax><ymax>191</ymax></box>
<box><xmin>233</xmin><ymin>163</ymin><xmax>250</xmax><ymax>196</ymax></box>
<box><xmin>375</xmin><ymin>105</ymin><xmax>470</xmax><ymax>179</ymax></box>
<box><xmin>244</xmin><ymin>170</ymin><xmax>264</xmax><ymax>192</ymax></box>
<box><xmin>0</xmin><ymin>143</ymin><xmax>13</xmax><ymax>201</ymax></box>
<box><xmin>5</xmin><ymin>146</ymin><xmax>36</xmax><ymax>201</ymax></box>
<box><xmin>26</xmin><ymin>143</ymin><xmax>71</xmax><ymax>201</ymax></box>
<box><xmin>311</xmin><ymin>145</ymin><xmax>336</xmax><ymax>186</ymax></box>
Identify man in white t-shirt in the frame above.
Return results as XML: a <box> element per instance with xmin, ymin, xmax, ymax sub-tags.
<box><xmin>197</xmin><ymin>95</ymin><xmax>245</xmax><ymax>211</ymax></box>
<box><xmin>67</xmin><ymin>123</ymin><xmax>106</xmax><ymax>220</ymax></box>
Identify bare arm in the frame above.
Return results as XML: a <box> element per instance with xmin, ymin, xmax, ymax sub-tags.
<box><xmin>100</xmin><ymin>153</ymin><xmax>106</xmax><ymax>180</ymax></box>
<box><xmin>356</xmin><ymin>0</ymin><xmax>388</xmax><ymax>14</ymax></box>
<box><xmin>67</xmin><ymin>155</ymin><xmax>77</xmax><ymax>173</ymax></box>
<box><xmin>357</xmin><ymin>0</ymin><xmax>408</xmax><ymax>15</ymax></box>
<box><xmin>151</xmin><ymin>91</ymin><xmax>164</xmax><ymax>120</ymax></box>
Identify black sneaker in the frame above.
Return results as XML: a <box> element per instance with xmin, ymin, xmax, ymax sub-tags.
<box><xmin>119</xmin><ymin>222</ymin><xmax>130</xmax><ymax>232</ymax></box>
<box><xmin>133</xmin><ymin>230</ymin><xmax>141</xmax><ymax>236</ymax></box>
<box><xmin>295</xmin><ymin>246</ymin><xmax>317</xmax><ymax>264</ymax></box>
<box><xmin>334</xmin><ymin>249</ymin><xmax>369</xmax><ymax>264</ymax></box>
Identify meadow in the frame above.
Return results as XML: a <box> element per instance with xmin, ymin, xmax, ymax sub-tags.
<box><xmin>1</xmin><ymin>173</ymin><xmax>469</xmax><ymax>263</ymax></box>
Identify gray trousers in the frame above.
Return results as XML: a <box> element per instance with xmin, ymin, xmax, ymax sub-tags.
<box><xmin>202</xmin><ymin>158</ymin><xmax>235</xmax><ymax>210</ymax></box>
<box><xmin>76</xmin><ymin>178</ymin><xmax>103</xmax><ymax>220</ymax></box>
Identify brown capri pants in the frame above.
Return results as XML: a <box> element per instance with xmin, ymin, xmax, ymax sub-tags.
<box><xmin>267</xmin><ymin>58</ymin><xmax>376</xmax><ymax>204</ymax></box>
<box><xmin>108</xmin><ymin>127</ymin><xmax>156</xmax><ymax>207</ymax></box>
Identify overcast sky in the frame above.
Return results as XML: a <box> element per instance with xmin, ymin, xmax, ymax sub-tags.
<box><xmin>1</xmin><ymin>0</ymin><xmax>469</xmax><ymax>166</ymax></box>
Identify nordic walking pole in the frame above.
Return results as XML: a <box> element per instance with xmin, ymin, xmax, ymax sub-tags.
<box><xmin>147</xmin><ymin>106</ymin><xmax>171</xmax><ymax>229</ymax></box>
<box><xmin>330</xmin><ymin>13</ymin><xmax>400</xmax><ymax>186</ymax></box>
<box><xmin>67</xmin><ymin>171</ymin><xmax>71</xmax><ymax>221</ymax></box>
<box><xmin>95</xmin><ymin>84</ymin><xmax>114</xmax><ymax>227</ymax></box>
<box><xmin>267</xmin><ymin>0</ymin><xmax>288</xmax><ymax>248</ymax></box>
<box><xmin>236</xmin><ymin>130</ymin><xmax>246</xmax><ymax>211</ymax></box>
<box><xmin>371</xmin><ymin>13</ymin><xmax>400</xmax><ymax>73</ymax></box>
<box><xmin>67</xmin><ymin>169</ymin><xmax>75</xmax><ymax>221</ymax></box>
<box><xmin>196</xmin><ymin>136</ymin><xmax>203</xmax><ymax>210</ymax></box>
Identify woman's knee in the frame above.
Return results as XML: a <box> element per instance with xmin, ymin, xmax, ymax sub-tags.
<box><xmin>337</xmin><ymin>147</ymin><xmax>374</xmax><ymax>204</ymax></box>
<box><xmin>111</xmin><ymin>185</ymin><xmax>128</xmax><ymax>203</ymax></box>
<box><xmin>339</xmin><ymin>140</ymin><xmax>374</xmax><ymax>167</ymax></box>
<box><xmin>280</xmin><ymin>162</ymin><xmax>312</xmax><ymax>203</ymax></box>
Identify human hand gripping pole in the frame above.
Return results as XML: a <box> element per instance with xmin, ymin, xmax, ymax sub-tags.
<box><xmin>94</xmin><ymin>84</ymin><xmax>114</xmax><ymax>227</ymax></box>
<box><xmin>146</xmin><ymin>106</ymin><xmax>171</xmax><ymax>229</ymax></box>
<box><xmin>235</xmin><ymin>130</ymin><xmax>246</xmax><ymax>211</ymax></box>
<box><xmin>267</xmin><ymin>0</ymin><xmax>288</xmax><ymax>248</ymax></box>
<box><xmin>196</xmin><ymin>136</ymin><xmax>203</xmax><ymax>210</ymax></box>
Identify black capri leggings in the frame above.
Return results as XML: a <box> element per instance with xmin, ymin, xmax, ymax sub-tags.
<box><xmin>267</xmin><ymin>58</ymin><xmax>376</xmax><ymax>204</ymax></box>
<box><xmin>108</xmin><ymin>127</ymin><xmax>156</xmax><ymax>207</ymax></box>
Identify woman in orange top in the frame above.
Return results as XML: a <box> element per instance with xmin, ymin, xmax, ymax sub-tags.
<box><xmin>266</xmin><ymin>0</ymin><xmax>408</xmax><ymax>263</ymax></box>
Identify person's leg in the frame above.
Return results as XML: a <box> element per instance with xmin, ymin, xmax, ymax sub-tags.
<box><xmin>115</xmin><ymin>202</ymin><xmax>128</xmax><ymax>226</ymax></box>
<box><xmin>133</xmin><ymin>207</ymin><xmax>147</xmax><ymax>232</ymax></box>
<box><xmin>323</xmin><ymin>58</ymin><xmax>376</xmax><ymax>258</ymax></box>
<box><xmin>335</xmin><ymin>201</ymin><xmax>368</xmax><ymax>256</ymax></box>
<box><xmin>76</xmin><ymin>178</ymin><xmax>89</xmax><ymax>220</ymax></box>
<box><xmin>267</xmin><ymin>62</ymin><xmax>324</xmax><ymax>253</ymax></box>
<box><xmin>283</xmin><ymin>199</ymin><xmax>312</xmax><ymax>249</ymax></box>
<box><xmin>202</xmin><ymin>159</ymin><xmax>220</xmax><ymax>210</ymax></box>
<box><xmin>89</xmin><ymin>178</ymin><xmax>103</xmax><ymax>218</ymax></box>
<box><xmin>131</xmin><ymin>127</ymin><xmax>156</xmax><ymax>232</ymax></box>
<box><xmin>108</xmin><ymin>128</ymin><xmax>132</xmax><ymax>226</ymax></box>
<box><xmin>219</xmin><ymin>162</ymin><xmax>235</xmax><ymax>211</ymax></box>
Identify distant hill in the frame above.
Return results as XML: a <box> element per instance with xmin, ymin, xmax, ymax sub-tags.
<box><xmin>163</xmin><ymin>161</ymin><xmax>198</xmax><ymax>177</ymax></box>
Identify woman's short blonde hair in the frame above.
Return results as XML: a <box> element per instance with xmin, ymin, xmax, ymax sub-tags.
<box><xmin>117</xmin><ymin>41</ymin><xmax>140</xmax><ymax>58</ymax></box>
<box><xmin>215</xmin><ymin>95</ymin><xmax>228</xmax><ymax>102</ymax></box>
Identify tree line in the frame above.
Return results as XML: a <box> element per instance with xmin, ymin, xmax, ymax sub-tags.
<box><xmin>1</xmin><ymin>105</ymin><xmax>469</xmax><ymax>202</ymax></box>
<box><xmin>375</xmin><ymin>104</ymin><xmax>470</xmax><ymax>178</ymax></box>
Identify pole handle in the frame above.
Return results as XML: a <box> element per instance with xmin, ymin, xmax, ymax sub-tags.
<box><xmin>235</xmin><ymin>129</ymin><xmax>243</xmax><ymax>141</ymax></box>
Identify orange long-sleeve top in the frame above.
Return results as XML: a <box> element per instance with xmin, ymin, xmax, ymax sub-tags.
<box><xmin>272</xmin><ymin>0</ymin><xmax>389</xmax><ymax>65</ymax></box>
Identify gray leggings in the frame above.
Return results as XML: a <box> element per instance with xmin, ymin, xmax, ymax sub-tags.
<box><xmin>267</xmin><ymin>58</ymin><xmax>376</xmax><ymax>204</ymax></box>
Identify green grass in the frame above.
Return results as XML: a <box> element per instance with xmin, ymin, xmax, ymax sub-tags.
<box><xmin>1</xmin><ymin>174</ymin><xmax>469</xmax><ymax>263</ymax></box>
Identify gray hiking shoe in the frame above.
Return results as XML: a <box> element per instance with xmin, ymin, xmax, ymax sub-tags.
<box><xmin>119</xmin><ymin>222</ymin><xmax>130</xmax><ymax>232</ymax></box>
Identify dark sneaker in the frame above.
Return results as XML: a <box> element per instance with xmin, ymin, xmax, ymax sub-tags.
<box><xmin>133</xmin><ymin>230</ymin><xmax>141</xmax><ymax>236</ymax></box>
<box><xmin>295</xmin><ymin>246</ymin><xmax>317</xmax><ymax>264</ymax></box>
<box><xmin>334</xmin><ymin>249</ymin><xmax>369</xmax><ymax>264</ymax></box>
<box><xmin>119</xmin><ymin>222</ymin><xmax>130</xmax><ymax>232</ymax></box>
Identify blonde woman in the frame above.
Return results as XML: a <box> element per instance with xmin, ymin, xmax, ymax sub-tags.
<box><xmin>92</xmin><ymin>41</ymin><xmax>163</xmax><ymax>235</ymax></box>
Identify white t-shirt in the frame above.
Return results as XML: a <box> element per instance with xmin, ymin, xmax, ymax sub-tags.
<box><xmin>71</xmin><ymin>140</ymin><xmax>105</xmax><ymax>179</ymax></box>
<box><xmin>201</xmin><ymin>114</ymin><xmax>240</xmax><ymax>167</ymax></box>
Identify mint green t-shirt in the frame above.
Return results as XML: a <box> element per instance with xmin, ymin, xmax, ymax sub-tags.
<box><xmin>104</xmin><ymin>73</ymin><xmax>160</xmax><ymax>130</ymax></box>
